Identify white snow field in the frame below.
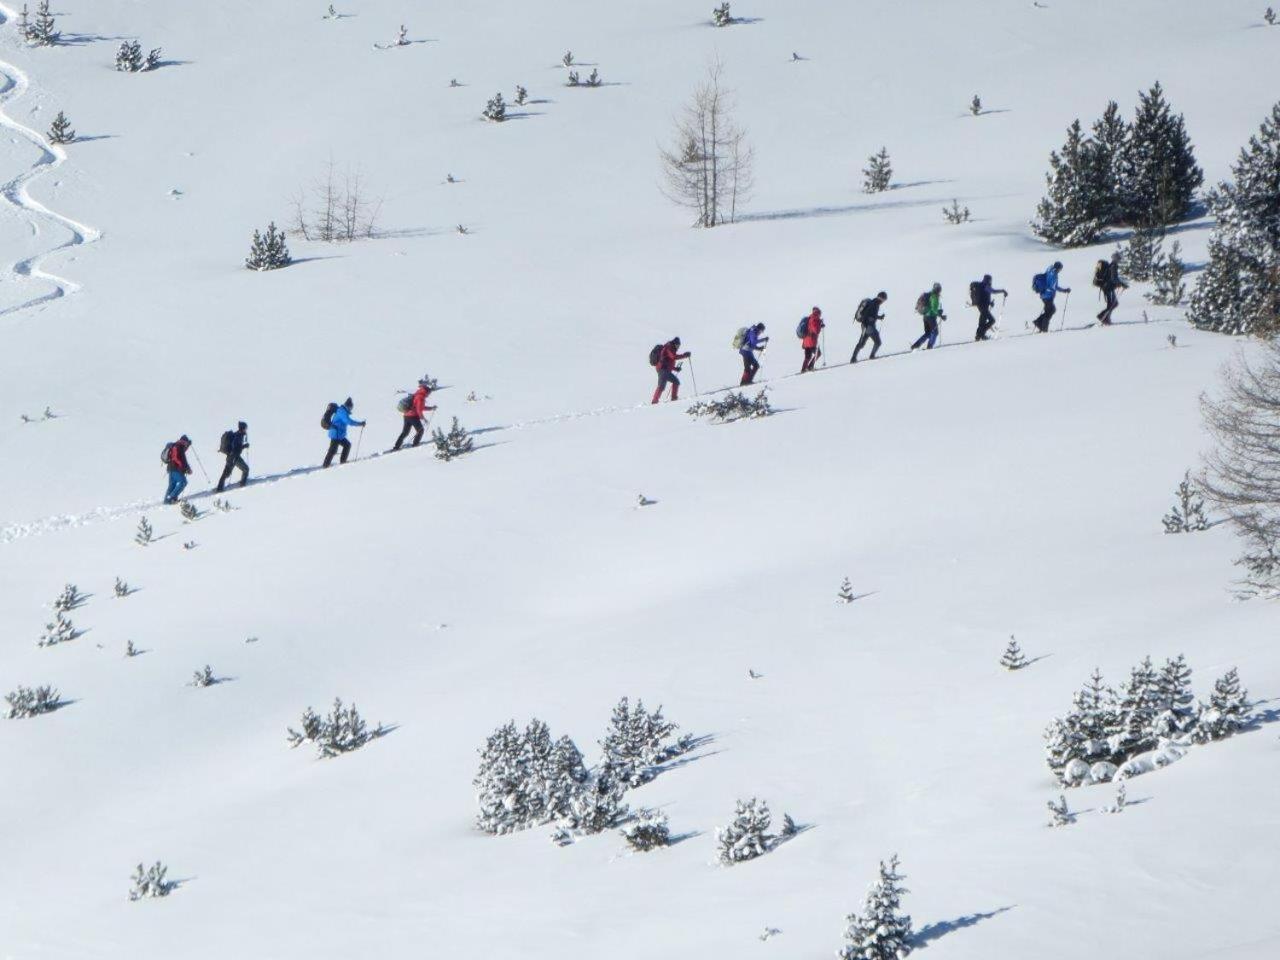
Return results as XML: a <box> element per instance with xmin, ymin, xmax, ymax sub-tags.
<box><xmin>1</xmin><ymin>0</ymin><xmax>1279</xmax><ymax>957</ymax></box>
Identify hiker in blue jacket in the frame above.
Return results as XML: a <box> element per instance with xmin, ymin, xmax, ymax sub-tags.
<box><xmin>1033</xmin><ymin>261</ymin><xmax>1071</xmax><ymax>333</ymax></box>
<box><xmin>740</xmin><ymin>323</ymin><xmax>768</xmax><ymax>385</ymax></box>
<box><xmin>324</xmin><ymin>398</ymin><xmax>366</xmax><ymax>467</ymax></box>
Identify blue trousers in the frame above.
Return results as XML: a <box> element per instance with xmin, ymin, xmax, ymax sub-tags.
<box><xmin>165</xmin><ymin>468</ymin><xmax>188</xmax><ymax>503</ymax></box>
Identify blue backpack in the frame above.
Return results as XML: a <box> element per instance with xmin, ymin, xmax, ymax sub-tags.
<box><xmin>1031</xmin><ymin>273</ymin><xmax>1048</xmax><ymax>295</ymax></box>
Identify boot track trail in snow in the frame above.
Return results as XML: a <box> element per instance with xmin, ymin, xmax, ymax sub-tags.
<box><xmin>0</xmin><ymin>5</ymin><xmax>102</xmax><ymax>319</ymax></box>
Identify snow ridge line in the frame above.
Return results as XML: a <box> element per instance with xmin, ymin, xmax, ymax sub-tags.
<box><xmin>0</xmin><ymin>5</ymin><xmax>102</xmax><ymax>318</ymax></box>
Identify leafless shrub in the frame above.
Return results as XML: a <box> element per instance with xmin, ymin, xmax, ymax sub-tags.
<box><xmin>291</xmin><ymin>160</ymin><xmax>384</xmax><ymax>242</ymax></box>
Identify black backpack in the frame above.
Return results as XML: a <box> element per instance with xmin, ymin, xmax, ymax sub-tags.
<box><xmin>969</xmin><ymin>280</ymin><xmax>985</xmax><ymax>306</ymax></box>
<box><xmin>219</xmin><ymin>430</ymin><xmax>234</xmax><ymax>454</ymax></box>
<box><xmin>856</xmin><ymin>298</ymin><xmax>873</xmax><ymax>323</ymax></box>
<box><xmin>1093</xmin><ymin>260</ymin><xmax>1110</xmax><ymax>288</ymax></box>
<box><xmin>321</xmin><ymin>402</ymin><xmax>339</xmax><ymax>430</ymax></box>
<box><xmin>648</xmin><ymin>344</ymin><xmax>663</xmax><ymax>367</ymax></box>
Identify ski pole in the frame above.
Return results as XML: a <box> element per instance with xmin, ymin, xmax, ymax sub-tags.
<box><xmin>355</xmin><ymin>425</ymin><xmax>365</xmax><ymax>460</ymax></box>
<box><xmin>687</xmin><ymin>358</ymin><xmax>700</xmax><ymax>397</ymax></box>
<box><xmin>821</xmin><ymin>329</ymin><xmax>827</xmax><ymax>367</ymax></box>
<box><xmin>1059</xmin><ymin>291</ymin><xmax>1071</xmax><ymax>332</ymax></box>
<box><xmin>190</xmin><ymin>447</ymin><xmax>212</xmax><ymax>484</ymax></box>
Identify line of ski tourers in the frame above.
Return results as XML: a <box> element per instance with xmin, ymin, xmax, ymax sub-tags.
<box><xmin>646</xmin><ymin>257</ymin><xmax>1130</xmax><ymax>402</ymax></box>
<box><xmin>156</xmin><ymin>258</ymin><xmax>1127</xmax><ymax>503</ymax></box>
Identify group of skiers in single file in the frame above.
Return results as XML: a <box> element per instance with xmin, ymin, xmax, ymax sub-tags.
<box><xmin>647</xmin><ymin>258</ymin><xmax>1133</xmax><ymax>402</ymax></box>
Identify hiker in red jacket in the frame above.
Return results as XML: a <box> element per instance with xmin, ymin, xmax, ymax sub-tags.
<box><xmin>800</xmin><ymin>307</ymin><xmax>824</xmax><ymax>373</ymax></box>
<box><xmin>163</xmin><ymin>435</ymin><xmax>193</xmax><ymax>504</ymax></box>
<box><xmin>394</xmin><ymin>377</ymin><xmax>437</xmax><ymax>450</ymax></box>
<box><xmin>651</xmin><ymin>337</ymin><xmax>691</xmax><ymax>404</ymax></box>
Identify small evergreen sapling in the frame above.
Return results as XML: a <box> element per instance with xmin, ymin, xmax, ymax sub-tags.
<box><xmin>686</xmin><ymin>389</ymin><xmax>771</xmax><ymax>422</ymax></box>
<box><xmin>4</xmin><ymin>684</ymin><xmax>62</xmax><ymax>719</ymax></box>
<box><xmin>125</xmin><ymin>640</ymin><xmax>140</xmax><ymax>657</ymax></box>
<box><xmin>1195</xmin><ymin>668</ymin><xmax>1251</xmax><ymax>741</ymax></box>
<box><xmin>136</xmin><ymin>518</ymin><xmax>153</xmax><ymax>545</ymax></box>
<box><xmin>863</xmin><ymin>147</ymin><xmax>892</xmax><ymax>193</ymax></box>
<box><xmin>116</xmin><ymin>41</ymin><xmax>159</xmax><ymax>73</ymax></box>
<box><xmin>1119</xmin><ymin>222</ymin><xmax>1163</xmax><ymax>281</ymax></box>
<box><xmin>38</xmin><ymin>611</ymin><xmax>76</xmax><ymax>647</ymax></box>
<box><xmin>189</xmin><ymin>665</ymin><xmax>217</xmax><ymax>688</ymax></box>
<box><xmin>566</xmin><ymin>70</ymin><xmax>580</xmax><ymax>87</ymax></box>
<box><xmin>836</xmin><ymin>577</ymin><xmax>855</xmax><ymax>604</ymax></box>
<box><xmin>780</xmin><ymin>813</ymin><xmax>798</xmax><ymax>837</ymax></box>
<box><xmin>129</xmin><ymin>862</ymin><xmax>175</xmax><ymax>900</ymax></box>
<box><xmin>514</xmin><ymin>85</ymin><xmax>528</xmax><ymax>106</ymax></box>
<box><xmin>562</xmin><ymin>50</ymin><xmax>575</xmax><ymax>67</ymax></box>
<box><xmin>584</xmin><ymin>68</ymin><xmax>602</xmax><ymax>88</ymax></box>
<box><xmin>1148</xmin><ymin>654</ymin><xmax>1197</xmax><ymax>739</ymax></box>
<box><xmin>1000</xmin><ymin>635</ymin><xmax>1028</xmax><ymax>670</ymax></box>
<box><xmin>25</xmin><ymin>0</ymin><xmax>59</xmax><ymax>46</ymax></box>
<box><xmin>53</xmin><ymin>583</ymin><xmax>84</xmax><ymax>613</ymax></box>
<box><xmin>286</xmin><ymin>698</ymin><xmax>382</xmax><ymax>758</ymax></box>
<box><xmin>716</xmin><ymin>797</ymin><xmax>774</xmax><ymax>864</ymax></box>
<box><xmin>1163</xmin><ymin>471</ymin><xmax>1209</xmax><ymax>533</ymax></box>
<box><xmin>599</xmin><ymin>696</ymin><xmax>683</xmax><ymax>787</ymax></box>
<box><xmin>712</xmin><ymin>2</ymin><xmax>733</xmax><ymax>26</ymax></box>
<box><xmin>970</xmin><ymin>94</ymin><xmax>982</xmax><ymax>116</ymax></box>
<box><xmin>245</xmin><ymin>222</ymin><xmax>292</xmax><ymax>271</ymax></box>
<box><xmin>114</xmin><ymin>577</ymin><xmax>132</xmax><ymax>598</ymax></box>
<box><xmin>432</xmin><ymin>418</ymin><xmax>474</xmax><ymax>460</ymax></box>
<box><xmin>483</xmin><ymin>93</ymin><xmax>507</xmax><ymax>121</ymax></box>
<box><xmin>1101</xmin><ymin>782</ymin><xmax>1127</xmax><ymax>814</ymax></box>
<box><xmin>1047</xmin><ymin>794</ymin><xmax>1074</xmax><ymax>827</ymax></box>
<box><xmin>1147</xmin><ymin>240</ymin><xmax>1186</xmax><ymax>305</ymax></box>
<box><xmin>47</xmin><ymin>111</ymin><xmax>75</xmax><ymax>145</ymax></box>
<box><xmin>621</xmin><ymin>808</ymin><xmax>671</xmax><ymax>851</ymax></box>
<box><xmin>1267</xmin><ymin>7</ymin><xmax>1277</xmax><ymax>25</ymax></box>
<box><xmin>179</xmin><ymin>501</ymin><xmax>200</xmax><ymax>522</ymax></box>
<box><xmin>942</xmin><ymin>199</ymin><xmax>971</xmax><ymax>224</ymax></box>
<box><xmin>838</xmin><ymin>855</ymin><xmax>914</xmax><ymax>960</ymax></box>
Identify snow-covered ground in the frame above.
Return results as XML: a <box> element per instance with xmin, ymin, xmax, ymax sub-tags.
<box><xmin>1</xmin><ymin>1</ymin><xmax>1278</xmax><ymax>957</ymax></box>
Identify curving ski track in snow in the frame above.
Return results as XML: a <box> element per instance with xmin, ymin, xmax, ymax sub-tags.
<box><xmin>0</xmin><ymin>5</ymin><xmax>102</xmax><ymax>318</ymax></box>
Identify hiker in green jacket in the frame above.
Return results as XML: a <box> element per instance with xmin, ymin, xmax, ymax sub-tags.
<box><xmin>911</xmin><ymin>283</ymin><xmax>946</xmax><ymax>350</ymax></box>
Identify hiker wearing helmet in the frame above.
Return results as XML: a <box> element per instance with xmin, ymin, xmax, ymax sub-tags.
<box><xmin>163</xmin><ymin>435</ymin><xmax>193</xmax><ymax>504</ymax></box>
<box><xmin>971</xmin><ymin>275</ymin><xmax>1007</xmax><ymax>341</ymax></box>
<box><xmin>393</xmin><ymin>378</ymin><xmax>437</xmax><ymax>451</ymax></box>
<box><xmin>215</xmin><ymin>422</ymin><xmax>250</xmax><ymax>492</ymax></box>
<box><xmin>911</xmin><ymin>283</ymin><xmax>946</xmax><ymax>351</ymax></box>
<box><xmin>651</xmin><ymin>337</ymin><xmax>691</xmax><ymax>404</ymax></box>
<box><xmin>1033</xmin><ymin>261</ymin><xmax>1071</xmax><ymax>332</ymax></box>
<box><xmin>740</xmin><ymin>323</ymin><xmax>768</xmax><ymax>385</ymax></box>
<box><xmin>851</xmin><ymin>292</ymin><xmax>888</xmax><ymax>362</ymax></box>
<box><xmin>323</xmin><ymin>398</ymin><xmax>366</xmax><ymax>467</ymax></box>
<box><xmin>800</xmin><ymin>306</ymin><xmax>824</xmax><ymax>373</ymax></box>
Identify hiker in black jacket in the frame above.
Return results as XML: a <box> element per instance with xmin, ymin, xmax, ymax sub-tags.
<box><xmin>851</xmin><ymin>292</ymin><xmax>888</xmax><ymax>362</ymax></box>
<box><xmin>970</xmin><ymin>275</ymin><xmax>1008</xmax><ymax>341</ymax></box>
<box><xmin>1095</xmin><ymin>253</ymin><xmax>1129</xmax><ymax>325</ymax></box>
<box><xmin>216</xmin><ymin>422</ymin><xmax>250</xmax><ymax>492</ymax></box>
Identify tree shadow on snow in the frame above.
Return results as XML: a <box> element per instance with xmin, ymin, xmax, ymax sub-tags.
<box><xmin>57</xmin><ymin>32</ymin><xmax>134</xmax><ymax>46</ymax></box>
<box><xmin>502</xmin><ymin>111</ymin><xmax>547</xmax><ymax>121</ymax></box>
<box><xmin>890</xmin><ymin>179</ymin><xmax>955</xmax><ymax>191</ymax></box>
<box><xmin>69</xmin><ymin>134</ymin><xmax>118</xmax><ymax>144</ymax></box>
<box><xmin>739</xmin><ymin>195</ymin><xmax>941</xmax><ymax>224</ymax></box>
<box><xmin>914</xmin><ymin>906</ymin><xmax>1015</xmax><ymax>948</ymax></box>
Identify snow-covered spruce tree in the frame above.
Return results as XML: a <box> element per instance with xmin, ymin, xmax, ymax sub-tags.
<box><xmin>942</xmin><ymin>199</ymin><xmax>970</xmax><ymax>224</ymax></box>
<box><xmin>584</xmin><ymin>68</ymin><xmax>602</xmax><ymax>88</ymax></box>
<box><xmin>116</xmin><ymin>41</ymin><xmax>144</xmax><ymax>72</ymax></box>
<box><xmin>1120</xmin><ymin>82</ymin><xmax>1203</xmax><ymax>226</ymax></box>
<box><xmin>566</xmin><ymin>70</ymin><xmax>580</xmax><ymax>87</ymax></box>
<box><xmin>1044</xmin><ymin>669</ymin><xmax>1116</xmax><ymax>783</ymax></box>
<box><xmin>1031</xmin><ymin>120</ymin><xmax>1106</xmax><ymax>246</ymax></box>
<box><xmin>125</xmin><ymin>639</ymin><xmax>139</xmax><ymax>657</ymax></box>
<box><xmin>1046</xmin><ymin>794</ymin><xmax>1073</xmax><ymax>827</ymax></box>
<box><xmin>5</xmin><ymin>684</ymin><xmax>62</xmax><ymax>719</ymax></box>
<box><xmin>970</xmin><ymin>94</ymin><xmax>982</xmax><ymax>116</ymax></box>
<box><xmin>781</xmin><ymin>813</ymin><xmax>798</xmax><ymax>837</ymax></box>
<box><xmin>483</xmin><ymin>93</ymin><xmax>507</xmax><ymax>122</ymax></box>
<box><xmin>1089</xmin><ymin>100</ymin><xmax>1131</xmax><ymax>226</ymax></box>
<box><xmin>621</xmin><ymin>808</ymin><xmax>670</xmax><ymax>851</ymax></box>
<box><xmin>1000</xmin><ymin>635</ymin><xmax>1027</xmax><ymax>670</ymax></box>
<box><xmin>52</xmin><ymin>583</ymin><xmax>84</xmax><ymax>613</ymax></box>
<box><xmin>179</xmin><ymin>501</ymin><xmax>200</xmax><ymax>521</ymax></box>
<box><xmin>286</xmin><ymin>698</ymin><xmax>380</xmax><ymax>758</ymax></box>
<box><xmin>598</xmin><ymin>696</ymin><xmax>682</xmax><ymax>788</ymax></box>
<box><xmin>25</xmin><ymin>0</ymin><xmax>59</xmax><ymax>46</ymax></box>
<box><xmin>145</xmin><ymin>48</ymin><xmax>162</xmax><ymax>71</ymax></box>
<box><xmin>1268</xmin><ymin>7</ymin><xmax>1277</xmax><ymax>25</ymax></box>
<box><xmin>838</xmin><ymin>855</ymin><xmax>914</xmax><ymax>960</ymax></box>
<box><xmin>562</xmin><ymin>773</ymin><xmax>630</xmax><ymax>835</ymax></box>
<box><xmin>1163</xmin><ymin>471</ymin><xmax>1209</xmax><ymax>533</ymax></box>
<box><xmin>474</xmin><ymin>721</ymin><xmax>529</xmax><ymax>834</ymax></box>
<box><xmin>1188</xmin><ymin>102</ymin><xmax>1280</xmax><ymax>337</ymax></box>
<box><xmin>716</xmin><ymin>797</ymin><xmax>774</xmax><ymax>865</ymax></box>
<box><xmin>129</xmin><ymin>861</ymin><xmax>174</xmax><ymax>901</ymax></box>
<box><xmin>135</xmin><ymin>517</ymin><xmax>153</xmax><ymax>545</ymax></box>
<box><xmin>1148</xmin><ymin>655</ymin><xmax>1196</xmax><ymax>740</ymax></box>
<box><xmin>520</xmin><ymin>719</ymin><xmax>589</xmax><ymax>823</ymax></box>
<box><xmin>47</xmin><ymin>111</ymin><xmax>75</xmax><ymax>145</ymax></box>
<box><xmin>1195</xmin><ymin>668</ymin><xmax>1252</xmax><ymax>741</ymax></box>
<box><xmin>863</xmin><ymin>147</ymin><xmax>892</xmax><ymax>194</ymax></box>
<box><xmin>686</xmin><ymin>389</ymin><xmax>772</xmax><ymax>422</ymax></box>
<box><xmin>1147</xmin><ymin>239</ymin><xmax>1187</xmax><ymax>305</ymax></box>
<box><xmin>431</xmin><ymin>417</ymin><xmax>474</xmax><ymax>461</ymax></box>
<box><xmin>836</xmin><ymin>577</ymin><xmax>855</xmax><ymax>604</ymax></box>
<box><xmin>245</xmin><ymin>222</ymin><xmax>291</xmax><ymax>271</ymax></box>
<box><xmin>1118</xmin><ymin>221</ymin><xmax>1163</xmax><ymax>281</ymax></box>
<box><xmin>712</xmin><ymin>2</ymin><xmax>733</xmax><ymax>26</ymax></box>
<box><xmin>514</xmin><ymin>85</ymin><xmax>528</xmax><ymax>106</ymax></box>
<box><xmin>38</xmin><ymin>611</ymin><xmax>76</xmax><ymax>647</ymax></box>
<box><xmin>189</xmin><ymin>665</ymin><xmax>217</xmax><ymax>688</ymax></box>
<box><xmin>1110</xmin><ymin>656</ymin><xmax>1162</xmax><ymax>756</ymax></box>
<box><xmin>562</xmin><ymin>50</ymin><xmax>574</xmax><ymax>67</ymax></box>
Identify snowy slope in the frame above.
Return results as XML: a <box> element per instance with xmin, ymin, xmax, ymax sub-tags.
<box><xmin>2</xmin><ymin>1</ymin><xmax>1279</xmax><ymax>958</ymax></box>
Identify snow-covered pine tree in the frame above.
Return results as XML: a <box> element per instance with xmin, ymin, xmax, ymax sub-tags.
<box><xmin>836</xmin><ymin>577</ymin><xmax>855</xmax><ymax>604</ymax></box>
<box><xmin>712</xmin><ymin>2</ymin><xmax>733</xmax><ymax>26</ymax></box>
<box><xmin>26</xmin><ymin>0</ymin><xmax>59</xmax><ymax>46</ymax></box>
<box><xmin>473</xmin><ymin>721</ymin><xmax>526</xmax><ymax>834</ymax></box>
<box><xmin>970</xmin><ymin>94</ymin><xmax>982</xmax><ymax>116</ymax></box>
<box><xmin>17</xmin><ymin>4</ymin><xmax>30</xmax><ymax>40</ymax></box>
<box><xmin>245</xmin><ymin>222</ymin><xmax>291</xmax><ymax>271</ymax></box>
<box><xmin>1195</xmin><ymin>667</ymin><xmax>1251</xmax><ymax>741</ymax></box>
<box><xmin>38</xmin><ymin>611</ymin><xmax>76</xmax><ymax>647</ymax></box>
<box><xmin>115</xmin><ymin>41</ymin><xmax>144</xmax><ymax>72</ymax></box>
<box><xmin>1148</xmin><ymin>239</ymin><xmax>1187</xmax><ymax>305</ymax></box>
<box><xmin>47</xmin><ymin>110</ymin><xmax>75</xmax><ymax>145</ymax></box>
<box><xmin>1031</xmin><ymin>120</ymin><xmax>1106</xmax><ymax>246</ymax></box>
<box><xmin>1148</xmin><ymin>655</ymin><xmax>1196</xmax><ymax>740</ymax></box>
<box><xmin>4</xmin><ymin>684</ymin><xmax>62</xmax><ymax>719</ymax></box>
<box><xmin>145</xmin><ymin>48</ymin><xmax>163</xmax><ymax>71</ymax></box>
<box><xmin>1188</xmin><ymin>102</ymin><xmax>1280</xmax><ymax>336</ymax></box>
<box><xmin>541</xmin><ymin>733</ymin><xmax>589</xmax><ymax>821</ymax></box>
<box><xmin>125</xmin><ymin>640</ymin><xmax>139</xmax><ymax>657</ymax></box>
<box><xmin>135</xmin><ymin>517</ymin><xmax>153</xmax><ymax>545</ymax></box>
<box><xmin>716</xmin><ymin>797</ymin><xmax>774</xmax><ymax>864</ymax></box>
<box><xmin>620</xmin><ymin>808</ymin><xmax>670</xmax><ymax>851</ymax></box>
<box><xmin>128</xmin><ymin>862</ymin><xmax>174</xmax><ymax>900</ymax></box>
<box><xmin>1163</xmin><ymin>471</ymin><xmax>1209</xmax><ymax>533</ymax></box>
<box><xmin>1046</xmin><ymin>794</ymin><xmax>1073</xmax><ymax>827</ymax></box>
<box><xmin>1121</xmin><ymin>82</ymin><xmax>1203</xmax><ymax>226</ymax></box>
<box><xmin>1089</xmin><ymin>100</ymin><xmax>1130</xmax><ymax>226</ymax></box>
<box><xmin>179</xmin><ymin>501</ymin><xmax>199</xmax><ymax>521</ymax></box>
<box><xmin>838</xmin><ymin>855</ymin><xmax>914</xmax><ymax>959</ymax></box>
<box><xmin>431</xmin><ymin>417</ymin><xmax>474</xmax><ymax>461</ymax></box>
<box><xmin>942</xmin><ymin>199</ymin><xmax>971</xmax><ymax>224</ymax></box>
<box><xmin>52</xmin><ymin>583</ymin><xmax>83</xmax><ymax>613</ymax></box>
<box><xmin>1109</xmin><ymin>656</ymin><xmax>1159</xmax><ymax>756</ymax></box>
<box><xmin>1000</xmin><ymin>635</ymin><xmax>1028</xmax><ymax>670</ymax></box>
<box><xmin>585</xmin><ymin>68</ymin><xmax>602</xmax><ymax>88</ymax></box>
<box><xmin>781</xmin><ymin>812</ymin><xmax>799</xmax><ymax>837</ymax></box>
<box><xmin>1045</xmin><ymin>669</ymin><xmax>1116</xmax><ymax>782</ymax></box>
<box><xmin>562</xmin><ymin>772</ymin><xmax>630</xmax><ymax>834</ymax></box>
<box><xmin>1267</xmin><ymin>7</ymin><xmax>1277</xmax><ymax>25</ymax></box>
<box><xmin>514</xmin><ymin>85</ymin><xmax>528</xmax><ymax>106</ymax></box>
<box><xmin>599</xmin><ymin>696</ymin><xmax>680</xmax><ymax>787</ymax></box>
<box><xmin>1119</xmin><ymin>221</ymin><xmax>1164</xmax><ymax>281</ymax></box>
<box><xmin>862</xmin><ymin>147</ymin><xmax>892</xmax><ymax>194</ymax></box>
<box><xmin>286</xmin><ymin>698</ymin><xmax>379</xmax><ymax>758</ymax></box>
<box><xmin>562</xmin><ymin>50</ymin><xmax>574</xmax><ymax>67</ymax></box>
<box><xmin>566</xmin><ymin>70</ymin><xmax>580</xmax><ymax>87</ymax></box>
<box><xmin>189</xmin><ymin>665</ymin><xmax>216</xmax><ymax>688</ymax></box>
<box><xmin>483</xmin><ymin>93</ymin><xmax>506</xmax><ymax>121</ymax></box>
